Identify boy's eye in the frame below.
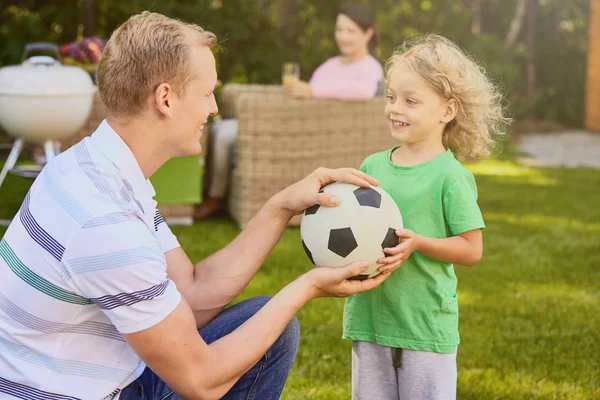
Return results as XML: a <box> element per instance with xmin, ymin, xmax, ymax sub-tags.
<box><xmin>406</xmin><ymin>98</ymin><xmax>416</xmax><ymax>105</ymax></box>
<box><xmin>386</xmin><ymin>95</ymin><xmax>396</xmax><ymax>102</ymax></box>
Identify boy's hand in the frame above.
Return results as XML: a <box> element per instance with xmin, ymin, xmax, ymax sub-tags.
<box><xmin>377</xmin><ymin>229</ymin><xmax>421</xmax><ymax>273</ymax></box>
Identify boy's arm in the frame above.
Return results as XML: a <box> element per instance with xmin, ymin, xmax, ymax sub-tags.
<box><xmin>414</xmin><ymin>229</ymin><xmax>482</xmax><ymax>266</ymax></box>
<box><xmin>378</xmin><ymin>228</ymin><xmax>483</xmax><ymax>272</ymax></box>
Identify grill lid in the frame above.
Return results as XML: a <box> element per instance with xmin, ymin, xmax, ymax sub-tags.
<box><xmin>0</xmin><ymin>56</ymin><xmax>95</xmax><ymax>96</ymax></box>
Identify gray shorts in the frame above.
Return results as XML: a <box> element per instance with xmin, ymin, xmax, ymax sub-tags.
<box><xmin>352</xmin><ymin>341</ymin><xmax>457</xmax><ymax>400</ymax></box>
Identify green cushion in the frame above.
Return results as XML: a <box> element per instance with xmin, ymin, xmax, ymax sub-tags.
<box><xmin>150</xmin><ymin>156</ymin><xmax>203</xmax><ymax>204</ymax></box>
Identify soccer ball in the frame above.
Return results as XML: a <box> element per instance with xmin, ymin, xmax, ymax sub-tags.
<box><xmin>300</xmin><ymin>182</ymin><xmax>403</xmax><ymax>279</ymax></box>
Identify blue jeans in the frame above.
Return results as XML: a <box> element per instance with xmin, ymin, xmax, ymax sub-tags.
<box><xmin>119</xmin><ymin>296</ymin><xmax>300</xmax><ymax>400</ymax></box>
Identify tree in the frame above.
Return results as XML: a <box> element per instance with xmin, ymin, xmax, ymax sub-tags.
<box><xmin>472</xmin><ymin>0</ymin><xmax>505</xmax><ymax>37</ymax></box>
<box><xmin>80</xmin><ymin>0</ymin><xmax>95</xmax><ymax>37</ymax></box>
<box><xmin>0</xmin><ymin>0</ymin><xmax>590</xmax><ymax>127</ymax></box>
<box><xmin>526</xmin><ymin>0</ymin><xmax>538</xmax><ymax>119</ymax></box>
<box><xmin>504</xmin><ymin>0</ymin><xmax>527</xmax><ymax>50</ymax></box>
<box><xmin>472</xmin><ymin>0</ymin><xmax>482</xmax><ymax>36</ymax></box>
<box><xmin>279</xmin><ymin>0</ymin><xmax>298</xmax><ymax>62</ymax></box>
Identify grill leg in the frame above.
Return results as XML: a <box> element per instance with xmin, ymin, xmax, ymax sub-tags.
<box><xmin>44</xmin><ymin>140</ymin><xmax>60</xmax><ymax>163</ymax></box>
<box><xmin>0</xmin><ymin>138</ymin><xmax>24</xmax><ymax>190</ymax></box>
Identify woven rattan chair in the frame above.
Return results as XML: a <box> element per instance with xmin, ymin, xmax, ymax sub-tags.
<box><xmin>220</xmin><ymin>83</ymin><xmax>396</xmax><ymax>227</ymax></box>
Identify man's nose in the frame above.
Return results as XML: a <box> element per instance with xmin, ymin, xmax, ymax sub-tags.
<box><xmin>209</xmin><ymin>93</ymin><xmax>219</xmax><ymax>116</ymax></box>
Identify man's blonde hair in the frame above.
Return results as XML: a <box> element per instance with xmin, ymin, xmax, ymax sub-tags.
<box><xmin>386</xmin><ymin>34</ymin><xmax>511</xmax><ymax>160</ymax></box>
<box><xmin>97</xmin><ymin>11</ymin><xmax>217</xmax><ymax>116</ymax></box>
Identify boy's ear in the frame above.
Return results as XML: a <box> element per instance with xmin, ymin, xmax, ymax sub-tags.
<box><xmin>441</xmin><ymin>98</ymin><xmax>458</xmax><ymax>123</ymax></box>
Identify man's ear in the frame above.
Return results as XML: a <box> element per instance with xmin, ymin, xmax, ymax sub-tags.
<box><xmin>155</xmin><ymin>83</ymin><xmax>173</xmax><ymax>118</ymax></box>
<box><xmin>441</xmin><ymin>98</ymin><xmax>458</xmax><ymax>123</ymax></box>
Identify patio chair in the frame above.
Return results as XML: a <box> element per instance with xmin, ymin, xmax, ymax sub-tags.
<box><xmin>219</xmin><ymin>83</ymin><xmax>395</xmax><ymax>227</ymax></box>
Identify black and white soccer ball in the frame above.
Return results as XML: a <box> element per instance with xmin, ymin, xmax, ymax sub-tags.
<box><xmin>300</xmin><ymin>182</ymin><xmax>403</xmax><ymax>279</ymax></box>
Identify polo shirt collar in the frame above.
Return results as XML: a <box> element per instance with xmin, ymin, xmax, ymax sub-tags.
<box><xmin>89</xmin><ymin>120</ymin><xmax>158</xmax><ymax>219</ymax></box>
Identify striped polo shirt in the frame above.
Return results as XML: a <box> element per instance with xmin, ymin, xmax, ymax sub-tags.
<box><xmin>0</xmin><ymin>120</ymin><xmax>182</xmax><ymax>399</ymax></box>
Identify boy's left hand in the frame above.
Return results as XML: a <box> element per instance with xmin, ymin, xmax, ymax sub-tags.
<box><xmin>377</xmin><ymin>229</ymin><xmax>421</xmax><ymax>273</ymax></box>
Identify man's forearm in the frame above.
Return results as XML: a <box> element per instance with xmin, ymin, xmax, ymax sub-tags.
<box><xmin>416</xmin><ymin>234</ymin><xmax>482</xmax><ymax>266</ymax></box>
<box><xmin>203</xmin><ymin>276</ymin><xmax>313</xmax><ymax>399</ymax></box>
<box><xmin>183</xmin><ymin>199</ymin><xmax>293</xmax><ymax>325</ymax></box>
<box><xmin>123</xmin><ymin>276</ymin><xmax>316</xmax><ymax>400</ymax></box>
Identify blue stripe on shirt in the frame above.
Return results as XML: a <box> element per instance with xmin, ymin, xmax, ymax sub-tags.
<box><xmin>42</xmin><ymin>164</ymin><xmax>92</xmax><ymax>225</ymax></box>
<box><xmin>91</xmin><ymin>280</ymin><xmax>170</xmax><ymax>310</ymax></box>
<box><xmin>0</xmin><ymin>337</ymin><xmax>131</xmax><ymax>382</ymax></box>
<box><xmin>82</xmin><ymin>212</ymin><xmax>140</xmax><ymax>228</ymax></box>
<box><xmin>0</xmin><ymin>293</ymin><xmax>123</xmax><ymax>342</ymax></box>
<box><xmin>20</xmin><ymin>191</ymin><xmax>65</xmax><ymax>261</ymax></box>
<box><xmin>154</xmin><ymin>211</ymin><xmax>165</xmax><ymax>231</ymax></box>
<box><xmin>61</xmin><ymin>245</ymin><xmax>164</xmax><ymax>281</ymax></box>
<box><xmin>0</xmin><ymin>375</ymin><xmax>81</xmax><ymax>400</ymax></box>
<box><xmin>74</xmin><ymin>143</ymin><xmax>135</xmax><ymax>214</ymax></box>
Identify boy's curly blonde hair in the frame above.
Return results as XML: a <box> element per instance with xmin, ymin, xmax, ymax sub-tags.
<box><xmin>385</xmin><ymin>34</ymin><xmax>511</xmax><ymax>160</ymax></box>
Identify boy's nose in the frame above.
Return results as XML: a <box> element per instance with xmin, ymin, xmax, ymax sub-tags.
<box><xmin>386</xmin><ymin>105</ymin><xmax>403</xmax><ymax>117</ymax></box>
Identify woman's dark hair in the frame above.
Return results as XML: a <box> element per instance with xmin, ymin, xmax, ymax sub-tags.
<box><xmin>340</xmin><ymin>2</ymin><xmax>379</xmax><ymax>57</ymax></box>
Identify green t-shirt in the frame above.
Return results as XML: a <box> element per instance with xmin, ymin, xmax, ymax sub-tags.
<box><xmin>343</xmin><ymin>147</ymin><xmax>485</xmax><ymax>353</ymax></box>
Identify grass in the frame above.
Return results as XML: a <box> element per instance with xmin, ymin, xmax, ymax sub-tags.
<box><xmin>1</xmin><ymin>158</ymin><xmax>598</xmax><ymax>399</ymax></box>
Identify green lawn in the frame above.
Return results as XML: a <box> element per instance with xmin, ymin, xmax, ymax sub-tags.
<box><xmin>1</xmin><ymin>159</ymin><xmax>598</xmax><ymax>399</ymax></box>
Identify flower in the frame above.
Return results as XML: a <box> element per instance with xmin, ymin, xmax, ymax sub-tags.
<box><xmin>60</xmin><ymin>36</ymin><xmax>106</xmax><ymax>63</ymax></box>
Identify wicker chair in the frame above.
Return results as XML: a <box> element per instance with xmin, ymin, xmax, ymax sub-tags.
<box><xmin>220</xmin><ymin>83</ymin><xmax>396</xmax><ymax>227</ymax></box>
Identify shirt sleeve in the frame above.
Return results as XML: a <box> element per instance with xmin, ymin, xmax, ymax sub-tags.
<box><xmin>61</xmin><ymin>216</ymin><xmax>181</xmax><ymax>334</ymax></box>
<box><xmin>359</xmin><ymin>157</ymin><xmax>370</xmax><ymax>173</ymax></box>
<box><xmin>153</xmin><ymin>210</ymin><xmax>180</xmax><ymax>252</ymax></box>
<box><xmin>443</xmin><ymin>173</ymin><xmax>486</xmax><ymax>235</ymax></box>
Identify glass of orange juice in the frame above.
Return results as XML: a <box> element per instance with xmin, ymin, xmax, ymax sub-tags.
<box><xmin>282</xmin><ymin>62</ymin><xmax>300</xmax><ymax>84</ymax></box>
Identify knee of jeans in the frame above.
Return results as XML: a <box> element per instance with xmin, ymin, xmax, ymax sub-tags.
<box><xmin>279</xmin><ymin>315</ymin><xmax>300</xmax><ymax>354</ymax></box>
<box><xmin>248</xmin><ymin>295</ymin><xmax>271</xmax><ymax>311</ymax></box>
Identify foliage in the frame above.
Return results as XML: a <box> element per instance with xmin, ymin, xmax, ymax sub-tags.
<box><xmin>0</xmin><ymin>0</ymin><xmax>591</xmax><ymax>127</ymax></box>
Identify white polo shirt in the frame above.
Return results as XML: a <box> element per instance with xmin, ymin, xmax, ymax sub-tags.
<box><xmin>0</xmin><ymin>120</ymin><xmax>182</xmax><ymax>399</ymax></box>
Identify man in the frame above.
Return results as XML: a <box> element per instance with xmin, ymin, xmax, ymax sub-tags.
<box><xmin>0</xmin><ymin>11</ymin><xmax>396</xmax><ymax>400</ymax></box>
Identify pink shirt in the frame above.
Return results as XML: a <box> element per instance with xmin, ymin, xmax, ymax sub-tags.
<box><xmin>309</xmin><ymin>55</ymin><xmax>384</xmax><ymax>100</ymax></box>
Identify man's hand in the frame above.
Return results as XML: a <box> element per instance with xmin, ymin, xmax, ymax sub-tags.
<box><xmin>302</xmin><ymin>260</ymin><xmax>391</xmax><ymax>299</ymax></box>
<box><xmin>376</xmin><ymin>229</ymin><xmax>421</xmax><ymax>274</ymax></box>
<box><xmin>283</xmin><ymin>80</ymin><xmax>313</xmax><ymax>98</ymax></box>
<box><xmin>267</xmin><ymin>167</ymin><xmax>379</xmax><ymax>221</ymax></box>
